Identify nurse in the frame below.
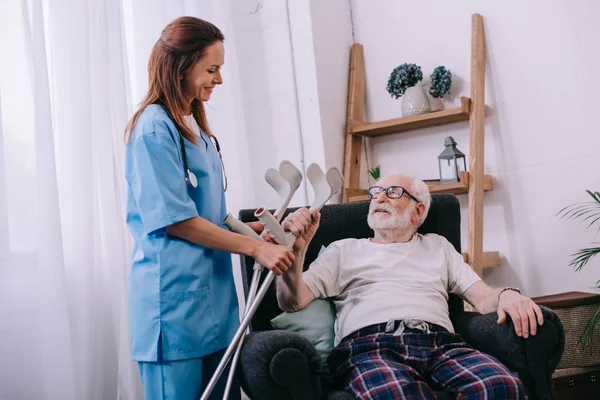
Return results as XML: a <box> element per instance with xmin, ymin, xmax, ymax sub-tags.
<box><xmin>124</xmin><ymin>17</ymin><xmax>296</xmax><ymax>400</ymax></box>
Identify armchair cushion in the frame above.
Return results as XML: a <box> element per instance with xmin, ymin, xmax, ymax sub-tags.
<box><xmin>239</xmin><ymin>330</ymin><xmax>323</xmax><ymax>400</ymax></box>
<box><xmin>271</xmin><ymin>298</ymin><xmax>336</xmax><ymax>373</ymax></box>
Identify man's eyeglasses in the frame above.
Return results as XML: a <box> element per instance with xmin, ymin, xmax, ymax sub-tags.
<box><xmin>367</xmin><ymin>186</ymin><xmax>420</xmax><ymax>202</ymax></box>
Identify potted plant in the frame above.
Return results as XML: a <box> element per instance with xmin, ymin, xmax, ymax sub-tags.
<box><xmin>558</xmin><ymin>190</ymin><xmax>600</xmax><ymax>349</ymax></box>
<box><xmin>387</xmin><ymin>64</ymin><xmax>453</xmax><ymax>117</ymax></box>
<box><xmin>387</xmin><ymin>63</ymin><xmax>428</xmax><ymax>117</ymax></box>
<box><xmin>367</xmin><ymin>165</ymin><xmax>381</xmax><ymax>184</ymax></box>
<box><xmin>429</xmin><ymin>66</ymin><xmax>453</xmax><ymax>99</ymax></box>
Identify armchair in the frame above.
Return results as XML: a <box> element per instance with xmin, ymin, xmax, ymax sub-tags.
<box><xmin>236</xmin><ymin>194</ymin><xmax>564</xmax><ymax>399</ymax></box>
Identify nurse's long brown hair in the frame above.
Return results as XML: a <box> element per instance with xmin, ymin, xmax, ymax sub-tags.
<box><xmin>124</xmin><ymin>17</ymin><xmax>224</xmax><ymax>145</ymax></box>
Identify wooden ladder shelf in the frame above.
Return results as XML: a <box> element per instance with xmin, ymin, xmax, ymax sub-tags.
<box><xmin>342</xmin><ymin>14</ymin><xmax>498</xmax><ymax>276</ymax></box>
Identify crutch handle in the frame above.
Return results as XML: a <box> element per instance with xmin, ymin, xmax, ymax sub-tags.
<box><xmin>223</xmin><ymin>213</ymin><xmax>261</xmax><ymax>240</ymax></box>
<box><xmin>255</xmin><ymin>207</ymin><xmax>295</xmax><ymax>247</ymax></box>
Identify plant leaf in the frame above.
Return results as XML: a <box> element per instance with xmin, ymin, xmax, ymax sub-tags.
<box><xmin>585</xmin><ymin>215</ymin><xmax>600</xmax><ymax>230</ymax></box>
<box><xmin>569</xmin><ymin>245</ymin><xmax>600</xmax><ymax>272</ymax></box>
<box><xmin>586</xmin><ymin>190</ymin><xmax>600</xmax><ymax>204</ymax></box>
<box><xmin>573</xmin><ymin>210</ymin><xmax>600</xmax><ymax>222</ymax></box>
<box><xmin>557</xmin><ymin>203</ymin><xmax>596</xmax><ymax>219</ymax></box>
<box><xmin>557</xmin><ymin>203</ymin><xmax>600</xmax><ymax>227</ymax></box>
<box><xmin>367</xmin><ymin>166</ymin><xmax>381</xmax><ymax>181</ymax></box>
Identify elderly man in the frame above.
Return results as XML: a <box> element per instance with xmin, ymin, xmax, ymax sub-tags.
<box><xmin>278</xmin><ymin>174</ymin><xmax>543</xmax><ymax>399</ymax></box>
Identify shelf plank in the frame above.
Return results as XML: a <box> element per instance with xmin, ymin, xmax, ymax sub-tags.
<box><xmin>343</xmin><ymin>44</ymin><xmax>366</xmax><ymax>202</ymax></box>
<box><xmin>351</xmin><ymin>97</ymin><xmax>471</xmax><ymax>137</ymax></box>
<box><xmin>468</xmin><ymin>13</ymin><xmax>487</xmax><ymax>277</ymax></box>
<box><xmin>347</xmin><ymin>172</ymin><xmax>493</xmax><ymax>202</ymax></box>
<box><xmin>427</xmin><ymin>171</ymin><xmax>493</xmax><ymax>195</ymax></box>
<box><xmin>344</xmin><ymin>188</ymin><xmax>368</xmax><ymax>201</ymax></box>
<box><xmin>347</xmin><ymin>192</ymin><xmax>369</xmax><ymax>203</ymax></box>
<box><xmin>462</xmin><ymin>251</ymin><xmax>500</xmax><ymax>269</ymax></box>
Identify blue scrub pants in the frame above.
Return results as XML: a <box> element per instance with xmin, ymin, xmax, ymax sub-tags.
<box><xmin>138</xmin><ymin>348</ymin><xmax>241</xmax><ymax>400</ymax></box>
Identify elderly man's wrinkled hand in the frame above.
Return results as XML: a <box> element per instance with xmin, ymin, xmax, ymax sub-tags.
<box><xmin>281</xmin><ymin>208</ymin><xmax>321</xmax><ymax>252</ymax></box>
<box><xmin>497</xmin><ymin>291</ymin><xmax>544</xmax><ymax>338</ymax></box>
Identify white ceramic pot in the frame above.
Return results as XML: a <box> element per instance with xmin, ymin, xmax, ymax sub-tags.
<box><xmin>402</xmin><ymin>86</ymin><xmax>431</xmax><ymax>117</ymax></box>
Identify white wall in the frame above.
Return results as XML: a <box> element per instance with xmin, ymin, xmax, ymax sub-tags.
<box><xmin>340</xmin><ymin>0</ymin><xmax>600</xmax><ymax>296</ymax></box>
<box><xmin>238</xmin><ymin>0</ymin><xmax>352</xmax><ymax>207</ymax></box>
<box><xmin>229</xmin><ymin>0</ymin><xmax>311</xmax><ymax>210</ymax></box>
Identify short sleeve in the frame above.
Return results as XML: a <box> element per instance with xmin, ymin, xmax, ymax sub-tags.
<box><xmin>302</xmin><ymin>242</ymin><xmax>342</xmax><ymax>299</ymax></box>
<box><xmin>128</xmin><ymin>117</ymin><xmax>199</xmax><ymax>235</ymax></box>
<box><xmin>444</xmin><ymin>238</ymin><xmax>482</xmax><ymax>295</ymax></box>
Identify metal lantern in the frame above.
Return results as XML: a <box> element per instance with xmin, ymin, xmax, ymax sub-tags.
<box><xmin>438</xmin><ymin>136</ymin><xmax>466</xmax><ymax>184</ymax></box>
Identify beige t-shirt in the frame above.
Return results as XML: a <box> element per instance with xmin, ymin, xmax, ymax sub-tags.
<box><xmin>302</xmin><ymin>233</ymin><xmax>481</xmax><ymax>345</ymax></box>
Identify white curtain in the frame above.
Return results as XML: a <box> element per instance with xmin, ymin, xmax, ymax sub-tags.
<box><xmin>0</xmin><ymin>0</ymin><xmax>139</xmax><ymax>398</ymax></box>
<box><xmin>0</xmin><ymin>0</ymin><xmax>307</xmax><ymax>399</ymax></box>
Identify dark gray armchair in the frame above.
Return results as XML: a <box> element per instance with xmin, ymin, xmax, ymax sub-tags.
<box><xmin>236</xmin><ymin>194</ymin><xmax>565</xmax><ymax>400</ymax></box>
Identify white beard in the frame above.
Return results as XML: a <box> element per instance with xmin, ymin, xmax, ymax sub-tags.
<box><xmin>367</xmin><ymin>202</ymin><xmax>414</xmax><ymax>235</ymax></box>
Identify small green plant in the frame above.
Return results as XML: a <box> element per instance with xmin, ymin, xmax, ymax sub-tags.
<box><xmin>557</xmin><ymin>190</ymin><xmax>600</xmax><ymax>350</ymax></box>
<box><xmin>368</xmin><ymin>166</ymin><xmax>381</xmax><ymax>181</ymax></box>
<box><xmin>386</xmin><ymin>63</ymin><xmax>423</xmax><ymax>99</ymax></box>
<box><xmin>429</xmin><ymin>66</ymin><xmax>452</xmax><ymax>98</ymax></box>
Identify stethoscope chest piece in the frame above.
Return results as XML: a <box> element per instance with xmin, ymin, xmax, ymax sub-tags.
<box><xmin>187</xmin><ymin>169</ymin><xmax>198</xmax><ymax>188</ymax></box>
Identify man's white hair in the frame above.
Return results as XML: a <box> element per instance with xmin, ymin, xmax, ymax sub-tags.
<box><xmin>409</xmin><ymin>176</ymin><xmax>431</xmax><ymax>227</ymax></box>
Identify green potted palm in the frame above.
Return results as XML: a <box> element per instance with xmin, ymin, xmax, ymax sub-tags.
<box><xmin>558</xmin><ymin>190</ymin><xmax>600</xmax><ymax>349</ymax></box>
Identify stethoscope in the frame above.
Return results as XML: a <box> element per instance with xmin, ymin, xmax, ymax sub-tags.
<box><xmin>178</xmin><ymin>130</ymin><xmax>228</xmax><ymax>191</ymax></box>
<box><xmin>161</xmin><ymin>105</ymin><xmax>228</xmax><ymax>191</ymax></box>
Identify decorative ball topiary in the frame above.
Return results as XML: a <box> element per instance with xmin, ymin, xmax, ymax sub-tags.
<box><xmin>429</xmin><ymin>66</ymin><xmax>452</xmax><ymax>98</ymax></box>
<box><xmin>386</xmin><ymin>63</ymin><xmax>423</xmax><ymax>99</ymax></box>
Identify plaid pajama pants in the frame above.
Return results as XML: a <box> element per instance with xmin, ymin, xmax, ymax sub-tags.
<box><xmin>328</xmin><ymin>321</ymin><xmax>527</xmax><ymax>400</ymax></box>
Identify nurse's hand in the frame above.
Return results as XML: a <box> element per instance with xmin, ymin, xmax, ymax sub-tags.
<box><xmin>282</xmin><ymin>208</ymin><xmax>320</xmax><ymax>252</ymax></box>
<box><xmin>253</xmin><ymin>242</ymin><xmax>295</xmax><ymax>276</ymax></box>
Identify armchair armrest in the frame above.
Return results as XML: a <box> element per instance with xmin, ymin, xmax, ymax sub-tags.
<box><xmin>239</xmin><ymin>330</ymin><xmax>323</xmax><ymax>400</ymax></box>
<box><xmin>453</xmin><ymin>306</ymin><xmax>565</xmax><ymax>400</ymax></box>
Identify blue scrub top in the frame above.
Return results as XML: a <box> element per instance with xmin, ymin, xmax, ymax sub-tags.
<box><xmin>125</xmin><ymin>104</ymin><xmax>239</xmax><ymax>362</ymax></box>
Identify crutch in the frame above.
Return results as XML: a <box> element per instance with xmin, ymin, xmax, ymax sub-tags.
<box><xmin>206</xmin><ymin>164</ymin><xmax>343</xmax><ymax>400</ymax></box>
<box><xmin>201</xmin><ymin>164</ymin><xmax>344</xmax><ymax>400</ymax></box>
<box><xmin>221</xmin><ymin>161</ymin><xmax>303</xmax><ymax>399</ymax></box>
<box><xmin>213</xmin><ymin>161</ymin><xmax>303</xmax><ymax>399</ymax></box>
<box><xmin>223</xmin><ymin>161</ymin><xmax>303</xmax><ymax>307</ymax></box>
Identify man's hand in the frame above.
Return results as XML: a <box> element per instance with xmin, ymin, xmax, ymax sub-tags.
<box><xmin>497</xmin><ymin>290</ymin><xmax>544</xmax><ymax>338</ymax></box>
<box><xmin>246</xmin><ymin>221</ymin><xmax>264</xmax><ymax>235</ymax></box>
<box><xmin>247</xmin><ymin>219</ymin><xmax>277</xmax><ymax>243</ymax></box>
<box><xmin>281</xmin><ymin>208</ymin><xmax>321</xmax><ymax>252</ymax></box>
